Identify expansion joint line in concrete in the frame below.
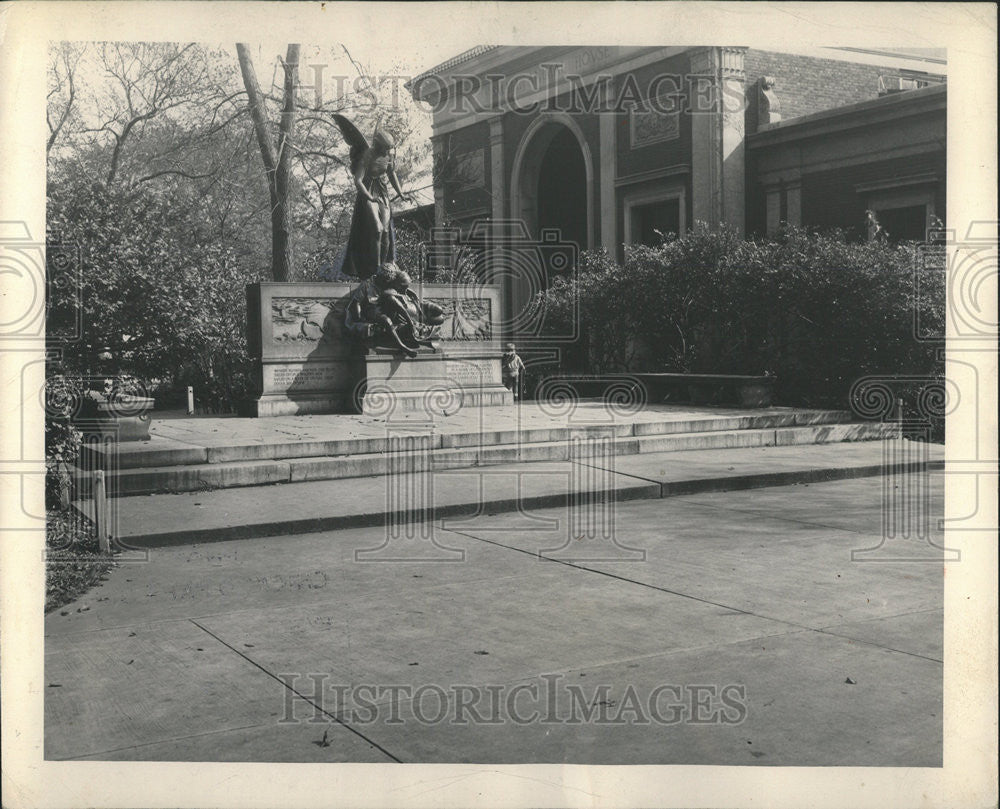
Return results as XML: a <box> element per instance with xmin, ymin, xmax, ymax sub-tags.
<box><xmin>810</xmin><ymin>626</ymin><xmax>943</xmax><ymax>664</ymax></box>
<box><xmin>440</xmin><ymin>527</ymin><xmax>946</xmax><ymax>665</ymax></box>
<box><xmin>188</xmin><ymin>618</ymin><xmax>403</xmax><ymax>763</ymax></box>
<box><xmin>438</xmin><ymin>527</ymin><xmax>806</xmax><ymax>632</ymax></box>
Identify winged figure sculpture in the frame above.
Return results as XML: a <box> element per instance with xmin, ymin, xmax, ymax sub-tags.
<box><xmin>332</xmin><ymin>114</ymin><xmax>411</xmax><ymax>279</ymax></box>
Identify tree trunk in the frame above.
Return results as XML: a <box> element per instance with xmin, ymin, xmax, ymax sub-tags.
<box><xmin>236</xmin><ymin>43</ymin><xmax>299</xmax><ymax>282</ymax></box>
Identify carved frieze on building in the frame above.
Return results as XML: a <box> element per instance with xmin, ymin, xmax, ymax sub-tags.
<box><xmin>452</xmin><ymin>149</ymin><xmax>486</xmax><ymax>189</ymax></box>
<box><xmin>630</xmin><ymin>98</ymin><xmax>681</xmax><ymax>148</ymax></box>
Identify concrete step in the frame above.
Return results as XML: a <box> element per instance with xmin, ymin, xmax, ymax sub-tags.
<box><xmin>78</xmin><ymin>421</ymin><xmax>899</xmax><ymax>497</ymax></box>
<box><xmin>72</xmin><ymin>440</ymin><xmax>942</xmax><ymax>547</ymax></box>
<box><xmin>79</xmin><ymin>409</ymin><xmax>854</xmax><ymax>470</ymax></box>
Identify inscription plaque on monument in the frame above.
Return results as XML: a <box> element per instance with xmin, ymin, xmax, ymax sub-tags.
<box><xmin>263</xmin><ymin>363</ymin><xmax>343</xmax><ymax>394</ymax></box>
<box><xmin>444</xmin><ymin>359</ymin><xmax>497</xmax><ymax>385</ymax></box>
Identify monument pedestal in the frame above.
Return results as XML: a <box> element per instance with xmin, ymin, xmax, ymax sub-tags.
<box><xmin>245</xmin><ymin>356</ymin><xmax>364</xmax><ymax>417</ymax></box>
<box><xmin>246</xmin><ymin>281</ymin><xmax>509</xmax><ymax>417</ymax></box>
<box><xmin>359</xmin><ymin>344</ymin><xmax>512</xmax><ymax>416</ymax></box>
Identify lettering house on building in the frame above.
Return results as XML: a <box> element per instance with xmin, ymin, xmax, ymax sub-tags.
<box><xmin>407</xmin><ymin>46</ymin><xmax>946</xmax><ymax>330</ymax></box>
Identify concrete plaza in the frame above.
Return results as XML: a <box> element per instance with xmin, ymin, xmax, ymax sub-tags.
<box><xmin>46</xmin><ymin>472</ymin><xmax>944</xmax><ymax>765</ymax></box>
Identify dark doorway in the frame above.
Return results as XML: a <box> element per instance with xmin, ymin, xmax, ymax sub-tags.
<box><xmin>876</xmin><ymin>205</ymin><xmax>928</xmax><ymax>243</ymax></box>
<box><xmin>633</xmin><ymin>198</ymin><xmax>681</xmax><ymax>246</ymax></box>
<box><xmin>536</xmin><ymin>127</ymin><xmax>587</xmax><ymax>281</ymax></box>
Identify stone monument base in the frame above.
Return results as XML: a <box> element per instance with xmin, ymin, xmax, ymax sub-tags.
<box><xmin>244</xmin><ymin>357</ymin><xmax>363</xmax><ymax>417</ymax></box>
<box><xmin>246</xmin><ymin>390</ymin><xmax>354</xmax><ymax>418</ymax></box>
<box><xmin>359</xmin><ymin>344</ymin><xmax>513</xmax><ymax>417</ymax></box>
<box><xmin>246</xmin><ymin>281</ymin><xmax>509</xmax><ymax>417</ymax></box>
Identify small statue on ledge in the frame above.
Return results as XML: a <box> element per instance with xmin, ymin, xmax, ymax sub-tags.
<box><xmin>344</xmin><ymin>263</ymin><xmax>445</xmax><ymax>358</ymax></box>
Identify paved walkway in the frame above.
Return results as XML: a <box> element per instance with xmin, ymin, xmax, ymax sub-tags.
<box><xmin>46</xmin><ymin>475</ymin><xmax>944</xmax><ymax>765</ymax></box>
<box><xmin>94</xmin><ymin>441</ymin><xmax>942</xmax><ymax>546</ymax></box>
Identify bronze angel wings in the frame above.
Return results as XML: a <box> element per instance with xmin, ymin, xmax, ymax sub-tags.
<box><xmin>332</xmin><ymin>114</ymin><xmax>370</xmax><ymax>174</ymax></box>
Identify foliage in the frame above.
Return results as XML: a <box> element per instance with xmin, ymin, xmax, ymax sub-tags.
<box><xmin>45</xmin><ymin>508</ymin><xmax>114</xmax><ymax>613</ymax></box>
<box><xmin>47</xmin><ymin>41</ymin><xmax>434</xmax><ymax>284</ymax></box>
<box><xmin>45</xmin><ymin>40</ymin><xmax>442</xmax><ymax>428</ymax></box>
<box><xmin>47</xmin><ymin>173</ymin><xmax>261</xmax><ymax>412</ymax></box>
<box><xmin>44</xmin><ymin>379</ymin><xmax>82</xmax><ymax>508</ymax></box>
<box><xmin>541</xmin><ymin>248</ymin><xmax>637</xmax><ymax>373</ymax></box>
<box><xmin>538</xmin><ymin>225</ymin><xmax>946</xmax><ymax>410</ymax></box>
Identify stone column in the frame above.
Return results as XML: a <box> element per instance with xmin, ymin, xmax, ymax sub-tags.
<box><xmin>785</xmin><ymin>182</ymin><xmax>802</xmax><ymax>227</ymax></box>
<box><xmin>487</xmin><ymin>115</ymin><xmax>511</xmax><ymax>334</ymax></box>
<box><xmin>689</xmin><ymin>48</ymin><xmax>720</xmax><ymax>229</ymax></box>
<box><xmin>689</xmin><ymin>47</ymin><xmax>747</xmax><ymax>235</ymax></box>
<box><xmin>765</xmin><ymin>187</ymin><xmax>782</xmax><ymax>235</ymax></box>
<box><xmin>488</xmin><ymin>115</ymin><xmax>506</xmax><ymax>222</ymax></box>
<box><xmin>431</xmin><ymin>135</ymin><xmax>446</xmax><ymax>226</ymax></box>
<box><xmin>719</xmin><ymin>47</ymin><xmax>747</xmax><ymax>235</ymax></box>
<box><xmin>598</xmin><ymin>78</ymin><xmax>617</xmax><ymax>252</ymax></box>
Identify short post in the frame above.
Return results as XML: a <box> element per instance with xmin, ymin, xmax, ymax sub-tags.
<box><xmin>58</xmin><ymin>462</ymin><xmax>72</xmax><ymax>509</ymax></box>
<box><xmin>187</xmin><ymin>386</ymin><xmax>195</xmax><ymax>415</ymax></box>
<box><xmin>93</xmin><ymin>469</ymin><xmax>110</xmax><ymax>554</ymax></box>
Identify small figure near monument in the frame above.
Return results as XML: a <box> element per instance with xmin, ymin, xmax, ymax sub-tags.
<box><xmin>501</xmin><ymin>343</ymin><xmax>526</xmax><ymax>399</ymax></box>
<box><xmin>344</xmin><ymin>263</ymin><xmax>445</xmax><ymax>358</ymax></box>
<box><xmin>333</xmin><ymin>114</ymin><xmax>412</xmax><ymax>279</ymax></box>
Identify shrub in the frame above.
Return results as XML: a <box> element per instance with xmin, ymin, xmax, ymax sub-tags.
<box><xmin>46</xmin><ymin>176</ymin><xmax>262</xmax><ymax>413</ymax></box>
<box><xmin>539</xmin><ymin>225</ymin><xmax>945</xmax><ymax>412</ymax></box>
<box><xmin>45</xmin><ymin>408</ymin><xmax>81</xmax><ymax>509</ymax></box>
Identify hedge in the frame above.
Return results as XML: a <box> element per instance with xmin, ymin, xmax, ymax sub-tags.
<box><xmin>539</xmin><ymin>225</ymin><xmax>945</xmax><ymax>413</ymax></box>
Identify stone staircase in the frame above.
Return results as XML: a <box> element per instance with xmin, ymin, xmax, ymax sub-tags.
<box><xmin>74</xmin><ymin>407</ymin><xmax>897</xmax><ymax>499</ymax></box>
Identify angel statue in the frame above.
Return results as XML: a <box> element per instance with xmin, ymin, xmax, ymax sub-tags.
<box><xmin>333</xmin><ymin>114</ymin><xmax>413</xmax><ymax>279</ymax></box>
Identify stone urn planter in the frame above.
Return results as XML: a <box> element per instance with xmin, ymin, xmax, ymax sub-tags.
<box><xmin>74</xmin><ymin>391</ymin><xmax>155</xmax><ymax>442</ymax></box>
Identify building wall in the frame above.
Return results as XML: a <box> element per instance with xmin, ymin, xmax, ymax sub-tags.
<box><xmin>613</xmin><ymin>53</ymin><xmax>692</xmax><ymax>176</ymax></box>
<box><xmin>437</xmin><ymin>119</ymin><xmax>492</xmax><ymax>226</ymax></box>
<box><xmin>428</xmin><ymin>47</ymin><xmax>946</xmax><ymax>247</ymax></box>
<box><xmin>612</xmin><ymin>51</ymin><xmax>693</xmax><ymax>249</ymax></box>
<box><xmin>501</xmin><ymin>89</ymin><xmax>603</xmax><ymax>245</ymax></box>
<box><xmin>437</xmin><ymin>48</ymin><xmax>702</xmax><ymax>252</ymax></box>
<box><xmin>800</xmin><ymin>152</ymin><xmax>946</xmax><ymax>239</ymax></box>
<box><xmin>746</xmin><ymin>85</ymin><xmax>946</xmax><ymax>239</ymax></box>
<box><xmin>744</xmin><ymin>49</ymin><xmax>941</xmax><ymax>128</ymax></box>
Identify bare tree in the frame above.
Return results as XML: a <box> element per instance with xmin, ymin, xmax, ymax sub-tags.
<box><xmin>236</xmin><ymin>43</ymin><xmax>299</xmax><ymax>282</ymax></box>
<box><xmin>53</xmin><ymin>43</ymin><xmax>247</xmax><ymax>189</ymax></box>
<box><xmin>47</xmin><ymin>43</ymin><xmax>86</xmax><ymax>153</ymax></box>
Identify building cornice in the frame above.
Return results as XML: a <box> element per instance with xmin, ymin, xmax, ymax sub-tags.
<box><xmin>414</xmin><ymin>46</ymin><xmax>690</xmax><ymax>136</ymax></box>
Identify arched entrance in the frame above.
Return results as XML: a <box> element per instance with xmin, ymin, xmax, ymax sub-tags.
<box><xmin>537</xmin><ymin>127</ymin><xmax>588</xmax><ymax>256</ymax></box>
<box><xmin>508</xmin><ymin>115</ymin><xmax>594</xmax><ymax>334</ymax></box>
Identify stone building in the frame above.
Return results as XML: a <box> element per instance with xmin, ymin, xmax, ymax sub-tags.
<box><xmin>408</xmin><ymin>46</ymin><xmax>946</xmax><ymax>252</ymax></box>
